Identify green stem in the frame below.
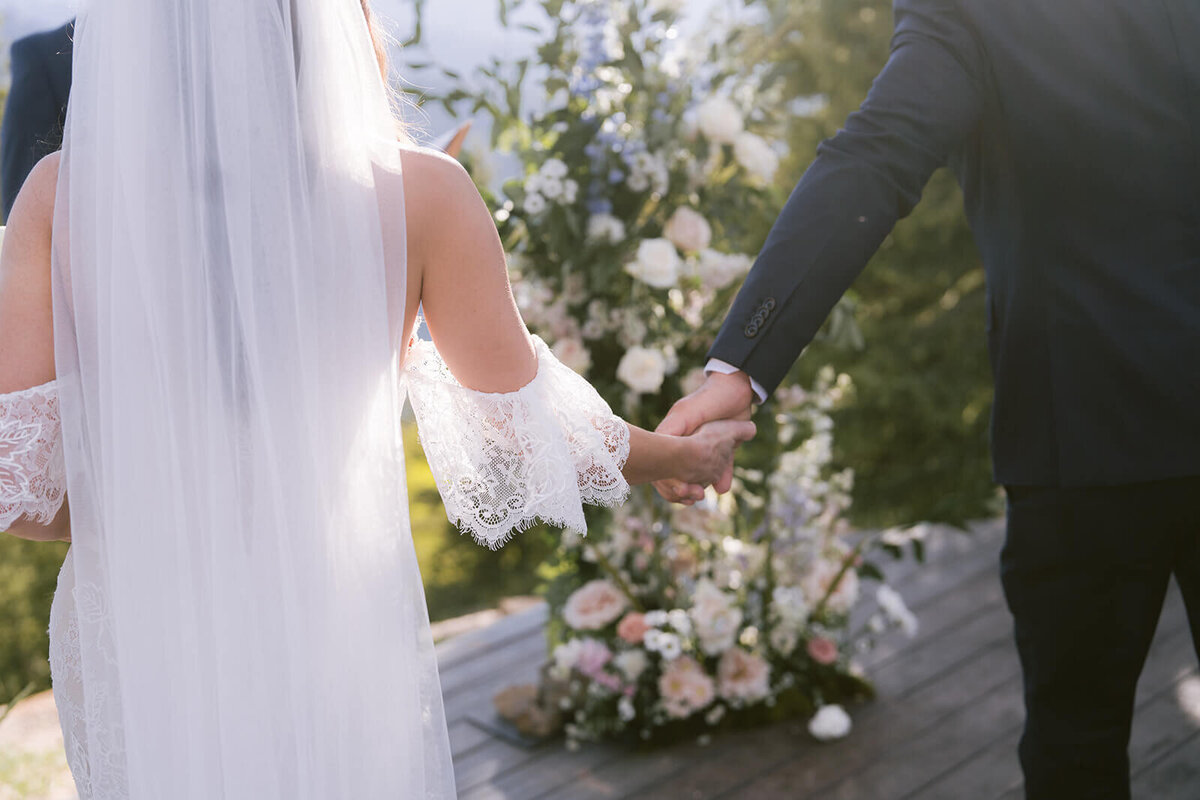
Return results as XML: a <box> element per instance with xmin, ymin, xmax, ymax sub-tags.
<box><xmin>811</xmin><ymin>533</ymin><xmax>875</xmax><ymax>621</ymax></box>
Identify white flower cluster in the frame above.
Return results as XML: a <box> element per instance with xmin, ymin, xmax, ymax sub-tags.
<box><xmin>693</xmin><ymin>96</ymin><xmax>781</xmax><ymax>182</ymax></box>
<box><xmin>524</xmin><ymin>158</ymin><xmax>580</xmax><ymax>215</ymax></box>
<box><xmin>625</xmin><ymin>150</ymin><xmax>670</xmax><ymax>195</ymax></box>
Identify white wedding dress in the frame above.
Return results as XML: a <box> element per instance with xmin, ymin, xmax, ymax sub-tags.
<box><xmin>0</xmin><ymin>1</ymin><xmax>631</xmax><ymax>798</ymax></box>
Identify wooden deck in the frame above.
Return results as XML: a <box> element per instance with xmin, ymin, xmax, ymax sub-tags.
<box><xmin>435</xmin><ymin>520</ymin><xmax>1200</xmax><ymax>800</ymax></box>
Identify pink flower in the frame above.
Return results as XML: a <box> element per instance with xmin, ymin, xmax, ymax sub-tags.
<box><xmin>717</xmin><ymin>648</ymin><xmax>771</xmax><ymax>702</ymax></box>
<box><xmin>617</xmin><ymin>612</ymin><xmax>650</xmax><ymax>644</ymax></box>
<box><xmin>806</xmin><ymin>636</ymin><xmax>839</xmax><ymax>666</ymax></box>
<box><xmin>658</xmin><ymin>657</ymin><xmax>716</xmax><ymax>719</ymax></box>
<box><xmin>575</xmin><ymin>638</ymin><xmax>614</xmax><ymax>677</ymax></box>
<box><xmin>563</xmin><ymin>580</ymin><xmax>629</xmax><ymax>630</ymax></box>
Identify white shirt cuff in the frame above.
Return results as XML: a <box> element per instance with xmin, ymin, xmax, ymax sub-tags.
<box><xmin>705</xmin><ymin>359</ymin><xmax>768</xmax><ymax>404</ymax></box>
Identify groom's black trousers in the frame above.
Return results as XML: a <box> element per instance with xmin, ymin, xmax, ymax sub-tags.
<box><xmin>1001</xmin><ymin>479</ymin><xmax>1200</xmax><ymax>800</ymax></box>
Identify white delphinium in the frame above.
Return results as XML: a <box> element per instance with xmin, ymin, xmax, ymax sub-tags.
<box><xmin>524</xmin><ymin>192</ymin><xmax>547</xmax><ymax>215</ymax></box>
<box><xmin>587</xmin><ymin>213</ymin><xmax>627</xmax><ymax>244</ymax></box>
<box><xmin>875</xmin><ymin>585</ymin><xmax>919</xmax><ymax>637</ymax></box>
<box><xmin>691</xmin><ymin>580</ymin><xmax>744</xmax><ymax>656</ymax></box>
<box><xmin>809</xmin><ymin>704</ymin><xmax>853</xmax><ymax>741</ymax></box>
<box><xmin>582</xmin><ymin>300</ymin><xmax>612</xmax><ymax>340</ymax></box>
<box><xmin>770</xmin><ymin>585</ymin><xmax>810</xmax><ymax>630</ymax></box>
<box><xmin>626</xmin><ymin>151</ymin><xmax>669</xmax><ymax>195</ymax></box>
<box><xmin>616</xmin><ymin>346</ymin><xmax>668</xmax><ymax>394</ymax></box>
<box><xmin>541</xmin><ymin>157</ymin><xmax>569</xmax><ymax>179</ymax></box>
<box><xmin>626</xmin><ymin>238</ymin><xmax>682</xmax><ymax>289</ymax></box>
<box><xmin>695</xmin><ymin>96</ymin><xmax>744</xmax><ymax>144</ymax></box>
<box><xmin>733</xmin><ymin>132</ymin><xmax>780</xmax><ymax>182</ymax></box>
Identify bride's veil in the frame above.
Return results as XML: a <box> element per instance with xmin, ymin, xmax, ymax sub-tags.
<box><xmin>50</xmin><ymin>0</ymin><xmax>454</xmax><ymax>796</ymax></box>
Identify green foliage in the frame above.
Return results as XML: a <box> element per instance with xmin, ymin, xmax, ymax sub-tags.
<box><xmin>0</xmin><ymin>538</ymin><xmax>67</xmax><ymax>702</ymax></box>
<box><xmin>742</xmin><ymin>0</ymin><xmax>998</xmax><ymax>527</ymax></box>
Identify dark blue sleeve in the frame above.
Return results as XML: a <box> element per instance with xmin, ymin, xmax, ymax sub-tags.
<box><xmin>2</xmin><ymin>38</ymin><xmax>57</xmax><ymax>221</ymax></box>
<box><xmin>708</xmin><ymin>0</ymin><xmax>986</xmax><ymax>396</ymax></box>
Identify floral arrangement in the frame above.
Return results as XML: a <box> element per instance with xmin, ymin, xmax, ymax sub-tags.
<box><xmin>431</xmin><ymin>0</ymin><xmax>920</xmax><ymax>747</ymax></box>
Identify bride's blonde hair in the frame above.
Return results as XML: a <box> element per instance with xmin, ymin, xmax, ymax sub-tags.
<box><xmin>360</xmin><ymin>0</ymin><xmax>389</xmax><ymax>80</ymax></box>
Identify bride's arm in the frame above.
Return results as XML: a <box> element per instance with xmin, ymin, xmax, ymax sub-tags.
<box><xmin>0</xmin><ymin>153</ymin><xmax>70</xmax><ymax>543</ymax></box>
<box><xmin>399</xmin><ymin>148</ymin><xmax>750</xmax><ymax>488</ymax></box>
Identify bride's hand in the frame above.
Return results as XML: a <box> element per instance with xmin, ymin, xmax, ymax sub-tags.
<box><xmin>677</xmin><ymin>419</ymin><xmax>757</xmax><ymax>491</ymax></box>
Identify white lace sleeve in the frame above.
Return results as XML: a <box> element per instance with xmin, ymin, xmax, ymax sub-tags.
<box><xmin>404</xmin><ymin>335</ymin><xmax>630</xmax><ymax>548</ymax></box>
<box><xmin>0</xmin><ymin>380</ymin><xmax>67</xmax><ymax>530</ymax></box>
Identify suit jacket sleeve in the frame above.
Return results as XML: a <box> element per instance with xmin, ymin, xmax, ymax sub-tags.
<box><xmin>2</xmin><ymin>38</ymin><xmax>58</xmax><ymax>221</ymax></box>
<box><xmin>708</xmin><ymin>0</ymin><xmax>987</xmax><ymax>396</ymax></box>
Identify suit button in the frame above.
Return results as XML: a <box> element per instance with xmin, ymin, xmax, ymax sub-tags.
<box><xmin>764</xmin><ymin>298</ymin><xmax>777</xmax><ymax>311</ymax></box>
<box><xmin>745</xmin><ymin>323</ymin><xmax>760</xmax><ymax>338</ymax></box>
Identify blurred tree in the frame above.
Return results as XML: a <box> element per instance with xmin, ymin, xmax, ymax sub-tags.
<box><xmin>739</xmin><ymin>0</ymin><xmax>999</xmax><ymax>527</ymax></box>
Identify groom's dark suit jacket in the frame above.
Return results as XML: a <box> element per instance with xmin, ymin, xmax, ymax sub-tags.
<box><xmin>1</xmin><ymin>22</ymin><xmax>74</xmax><ymax>220</ymax></box>
<box><xmin>711</xmin><ymin>0</ymin><xmax>1200</xmax><ymax>487</ymax></box>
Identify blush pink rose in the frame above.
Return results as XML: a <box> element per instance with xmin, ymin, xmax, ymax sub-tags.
<box><xmin>806</xmin><ymin>636</ymin><xmax>839</xmax><ymax>666</ymax></box>
<box><xmin>617</xmin><ymin>612</ymin><xmax>650</xmax><ymax>644</ymax></box>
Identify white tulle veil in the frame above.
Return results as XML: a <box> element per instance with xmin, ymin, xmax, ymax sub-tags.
<box><xmin>49</xmin><ymin>0</ymin><xmax>454</xmax><ymax>796</ymax></box>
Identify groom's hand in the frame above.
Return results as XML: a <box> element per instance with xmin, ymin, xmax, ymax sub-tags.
<box><xmin>654</xmin><ymin>371</ymin><xmax>756</xmax><ymax>504</ymax></box>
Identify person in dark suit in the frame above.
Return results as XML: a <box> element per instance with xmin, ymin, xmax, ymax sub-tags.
<box><xmin>656</xmin><ymin>1</ymin><xmax>1200</xmax><ymax>797</ymax></box>
<box><xmin>1</xmin><ymin>22</ymin><xmax>73</xmax><ymax>220</ymax></box>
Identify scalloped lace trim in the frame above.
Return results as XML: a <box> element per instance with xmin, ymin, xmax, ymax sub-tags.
<box><xmin>404</xmin><ymin>335</ymin><xmax>630</xmax><ymax>549</ymax></box>
<box><xmin>0</xmin><ymin>380</ymin><xmax>66</xmax><ymax>530</ymax></box>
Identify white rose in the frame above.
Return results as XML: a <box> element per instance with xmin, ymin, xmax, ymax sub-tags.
<box><xmin>695</xmin><ymin>249</ymin><xmax>753</xmax><ymax>290</ymax></box>
<box><xmin>587</xmin><ymin>214</ymin><xmax>627</xmax><ymax>244</ymax></box>
<box><xmin>552</xmin><ymin>338</ymin><xmax>593</xmax><ymax>375</ymax></box>
<box><xmin>695</xmin><ymin>97</ymin><xmax>745</xmax><ymax>145</ymax></box>
<box><xmin>808</xmin><ymin>704</ymin><xmax>853</xmax><ymax>742</ymax></box>
<box><xmin>664</xmin><ymin>207</ymin><xmax>713</xmax><ymax>253</ymax></box>
<box><xmin>563</xmin><ymin>179</ymin><xmax>580</xmax><ymax>203</ymax></box>
<box><xmin>626</xmin><ymin>238</ymin><xmax>682</xmax><ymax>289</ymax></box>
<box><xmin>541</xmin><ymin>177</ymin><xmax>564</xmax><ymax>200</ymax></box>
<box><xmin>733</xmin><ymin>132</ymin><xmax>780</xmax><ymax>182</ymax></box>
<box><xmin>616</xmin><ymin>347</ymin><xmax>668</xmax><ymax>395</ymax></box>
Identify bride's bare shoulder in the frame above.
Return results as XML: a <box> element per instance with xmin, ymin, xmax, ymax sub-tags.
<box><xmin>8</xmin><ymin>152</ymin><xmax>60</xmax><ymax>229</ymax></box>
<box><xmin>395</xmin><ymin>145</ymin><xmax>498</xmax><ymax>264</ymax></box>
<box><xmin>397</xmin><ymin>145</ymin><xmax>479</xmax><ymax>227</ymax></box>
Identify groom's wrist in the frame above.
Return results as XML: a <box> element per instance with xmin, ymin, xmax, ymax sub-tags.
<box><xmin>704</xmin><ymin>359</ymin><xmax>767</xmax><ymax>404</ymax></box>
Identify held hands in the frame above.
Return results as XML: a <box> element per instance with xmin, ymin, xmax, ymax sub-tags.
<box><xmin>677</xmin><ymin>418</ymin><xmax>757</xmax><ymax>492</ymax></box>
<box><xmin>657</xmin><ymin>371</ymin><xmax>758</xmax><ymax>504</ymax></box>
